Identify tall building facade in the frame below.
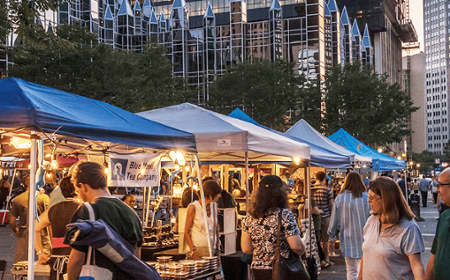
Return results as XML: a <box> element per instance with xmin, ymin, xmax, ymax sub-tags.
<box><xmin>424</xmin><ymin>0</ymin><xmax>449</xmax><ymax>155</ymax></box>
<box><xmin>403</xmin><ymin>51</ymin><xmax>426</xmax><ymax>154</ymax></box>
<box><xmin>3</xmin><ymin>0</ymin><xmax>375</xmax><ymax>104</ymax></box>
<box><xmin>335</xmin><ymin>0</ymin><xmax>417</xmax><ymax>85</ymax></box>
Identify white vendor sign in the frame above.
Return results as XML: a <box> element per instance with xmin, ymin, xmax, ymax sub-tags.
<box><xmin>108</xmin><ymin>153</ymin><xmax>161</xmax><ymax>187</ymax></box>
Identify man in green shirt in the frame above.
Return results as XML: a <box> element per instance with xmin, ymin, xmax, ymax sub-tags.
<box><xmin>66</xmin><ymin>162</ymin><xmax>143</xmax><ymax>280</ymax></box>
<box><xmin>425</xmin><ymin>168</ymin><xmax>450</xmax><ymax>280</ymax></box>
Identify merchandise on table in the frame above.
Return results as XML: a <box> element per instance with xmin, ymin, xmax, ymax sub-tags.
<box><xmin>149</xmin><ymin>256</ymin><xmax>220</xmax><ymax>279</ymax></box>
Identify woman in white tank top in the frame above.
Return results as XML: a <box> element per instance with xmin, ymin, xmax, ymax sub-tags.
<box><xmin>184</xmin><ymin>180</ymin><xmax>222</xmax><ymax>259</ymax></box>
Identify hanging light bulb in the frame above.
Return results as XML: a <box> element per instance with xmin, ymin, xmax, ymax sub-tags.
<box><xmin>103</xmin><ymin>161</ymin><xmax>109</xmax><ymax>175</ymax></box>
<box><xmin>10</xmin><ymin>137</ymin><xmax>31</xmax><ymax>149</ymax></box>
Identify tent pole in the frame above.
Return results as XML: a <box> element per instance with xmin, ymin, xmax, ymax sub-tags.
<box><xmin>305</xmin><ymin>161</ymin><xmax>312</xmax><ymax>260</ymax></box>
<box><xmin>245</xmin><ymin>152</ymin><xmax>249</xmax><ymax>212</ymax></box>
<box><xmin>194</xmin><ymin>154</ymin><xmax>213</xmax><ymax>257</ymax></box>
<box><xmin>28</xmin><ymin>131</ymin><xmax>38</xmax><ymax>280</ymax></box>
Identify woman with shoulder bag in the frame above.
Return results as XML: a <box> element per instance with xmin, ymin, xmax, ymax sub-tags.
<box><xmin>184</xmin><ymin>180</ymin><xmax>222</xmax><ymax>259</ymax></box>
<box><xmin>241</xmin><ymin>175</ymin><xmax>306</xmax><ymax>280</ymax></box>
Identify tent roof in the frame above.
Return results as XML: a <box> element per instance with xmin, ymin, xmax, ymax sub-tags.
<box><xmin>138</xmin><ymin>103</ymin><xmax>310</xmax><ymax>163</ymax></box>
<box><xmin>0</xmin><ymin>78</ymin><xmax>197</xmax><ymax>153</ymax></box>
<box><xmin>228</xmin><ymin>109</ymin><xmax>350</xmax><ymax>168</ymax></box>
<box><xmin>285</xmin><ymin>119</ymin><xmax>371</xmax><ymax>164</ymax></box>
<box><xmin>328</xmin><ymin>128</ymin><xmax>405</xmax><ymax>171</ymax></box>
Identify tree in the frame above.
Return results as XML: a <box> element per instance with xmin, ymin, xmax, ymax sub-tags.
<box><xmin>412</xmin><ymin>150</ymin><xmax>435</xmax><ymax>175</ymax></box>
<box><xmin>323</xmin><ymin>61</ymin><xmax>418</xmax><ymax>146</ymax></box>
<box><xmin>207</xmin><ymin>59</ymin><xmax>321</xmax><ymax>131</ymax></box>
<box><xmin>6</xmin><ymin>24</ymin><xmax>196</xmax><ymax>112</ymax></box>
<box><xmin>0</xmin><ymin>0</ymin><xmax>11</xmax><ymax>45</ymax></box>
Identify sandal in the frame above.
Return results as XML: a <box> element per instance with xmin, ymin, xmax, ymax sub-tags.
<box><xmin>320</xmin><ymin>261</ymin><xmax>331</xmax><ymax>269</ymax></box>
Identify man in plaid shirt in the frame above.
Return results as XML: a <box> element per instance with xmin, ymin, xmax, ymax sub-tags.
<box><xmin>312</xmin><ymin>171</ymin><xmax>334</xmax><ymax>267</ymax></box>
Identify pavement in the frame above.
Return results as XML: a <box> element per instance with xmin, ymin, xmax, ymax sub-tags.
<box><xmin>0</xmin><ymin>195</ymin><xmax>440</xmax><ymax>280</ymax></box>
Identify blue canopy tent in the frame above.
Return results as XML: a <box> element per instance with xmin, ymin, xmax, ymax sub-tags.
<box><xmin>0</xmin><ymin>78</ymin><xmax>197</xmax><ymax>152</ymax></box>
<box><xmin>284</xmin><ymin>119</ymin><xmax>372</xmax><ymax>167</ymax></box>
<box><xmin>328</xmin><ymin>128</ymin><xmax>405</xmax><ymax>172</ymax></box>
<box><xmin>228</xmin><ymin>108</ymin><xmax>351</xmax><ymax>168</ymax></box>
<box><xmin>0</xmin><ymin>78</ymin><xmax>197</xmax><ymax>278</ymax></box>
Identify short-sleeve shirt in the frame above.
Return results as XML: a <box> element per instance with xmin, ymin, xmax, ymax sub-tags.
<box><xmin>312</xmin><ymin>184</ymin><xmax>333</xmax><ymax>217</ymax></box>
<box><xmin>242</xmin><ymin>208</ymin><xmax>300</xmax><ymax>269</ymax></box>
<box><xmin>10</xmin><ymin>191</ymin><xmax>49</xmax><ymax>228</ymax></box>
<box><xmin>48</xmin><ymin>199</ymin><xmax>81</xmax><ymax>238</ymax></box>
<box><xmin>361</xmin><ymin>215</ymin><xmax>424</xmax><ymax>280</ymax></box>
<box><xmin>431</xmin><ymin>209</ymin><xmax>450</xmax><ymax>280</ymax></box>
<box><xmin>67</xmin><ymin>197</ymin><xmax>143</xmax><ymax>280</ymax></box>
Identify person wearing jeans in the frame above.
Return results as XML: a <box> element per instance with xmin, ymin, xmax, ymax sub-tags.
<box><xmin>419</xmin><ymin>178</ymin><xmax>431</xmax><ymax>207</ymax></box>
<box><xmin>328</xmin><ymin>172</ymin><xmax>370</xmax><ymax>280</ymax></box>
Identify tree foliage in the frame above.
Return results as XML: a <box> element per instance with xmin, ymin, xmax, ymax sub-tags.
<box><xmin>323</xmin><ymin>61</ymin><xmax>418</xmax><ymax>146</ymax></box>
<box><xmin>207</xmin><ymin>59</ymin><xmax>321</xmax><ymax>131</ymax></box>
<box><xmin>412</xmin><ymin>150</ymin><xmax>435</xmax><ymax>174</ymax></box>
<box><xmin>6</xmin><ymin>24</ymin><xmax>196</xmax><ymax>112</ymax></box>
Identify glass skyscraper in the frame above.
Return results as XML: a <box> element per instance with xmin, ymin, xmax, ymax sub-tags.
<box><xmin>4</xmin><ymin>0</ymin><xmax>374</xmax><ymax>104</ymax></box>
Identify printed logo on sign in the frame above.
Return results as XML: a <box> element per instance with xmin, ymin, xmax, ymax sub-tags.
<box><xmin>217</xmin><ymin>139</ymin><xmax>231</xmax><ymax>147</ymax></box>
<box><xmin>110</xmin><ymin>158</ymin><xmax>128</xmax><ymax>181</ymax></box>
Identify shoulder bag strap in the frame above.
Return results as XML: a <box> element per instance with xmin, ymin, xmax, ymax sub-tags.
<box><xmin>276</xmin><ymin>210</ymin><xmax>282</xmax><ymax>254</ymax></box>
<box><xmin>83</xmin><ymin>202</ymin><xmax>95</xmax><ymax>266</ymax></box>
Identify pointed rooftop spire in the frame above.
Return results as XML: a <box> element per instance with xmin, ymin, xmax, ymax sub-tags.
<box><xmin>105</xmin><ymin>5</ymin><xmax>114</xmax><ymax>20</ymax></box>
<box><xmin>340</xmin><ymin>6</ymin><xmax>350</xmax><ymax>25</ymax></box>
<box><xmin>47</xmin><ymin>22</ymin><xmax>53</xmax><ymax>34</ymax></box>
<box><xmin>150</xmin><ymin>9</ymin><xmax>158</xmax><ymax>23</ymax></box>
<box><xmin>134</xmin><ymin>0</ymin><xmax>141</xmax><ymax>11</ymax></box>
<box><xmin>352</xmin><ymin>19</ymin><xmax>361</xmax><ymax>36</ymax></box>
<box><xmin>159</xmin><ymin>11</ymin><xmax>166</xmax><ymax>22</ymax></box>
<box><xmin>327</xmin><ymin>0</ymin><xmax>338</xmax><ymax>12</ymax></box>
<box><xmin>143</xmin><ymin>0</ymin><xmax>152</xmax><ymax>16</ymax></box>
<box><xmin>204</xmin><ymin>2</ymin><xmax>215</xmax><ymax>18</ymax></box>
<box><xmin>172</xmin><ymin>0</ymin><xmax>186</xmax><ymax>9</ymax></box>
<box><xmin>118</xmin><ymin>0</ymin><xmax>133</xmax><ymax>16</ymax></box>
<box><xmin>269</xmin><ymin>0</ymin><xmax>281</xmax><ymax>11</ymax></box>
<box><xmin>324</xmin><ymin>1</ymin><xmax>331</xmax><ymax>17</ymax></box>
<box><xmin>363</xmin><ymin>24</ymin><xmax>371</xmax><ymax>47</ymax></box>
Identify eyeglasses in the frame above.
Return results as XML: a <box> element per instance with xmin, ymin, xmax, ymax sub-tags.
<box><xmin>437</xmin><ymin>182</ymin><xmax>450</xmax><ymax>188</ymax></box>
<box><xmin>368</xmin><ymin>195</ymin><xmax>381</xmax><ymax>202</ymax></box>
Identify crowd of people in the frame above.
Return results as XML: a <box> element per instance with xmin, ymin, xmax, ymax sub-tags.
<box><xmin>2</xmin><ymin>162</ymin><xmax>450</xmax><ymax>280</ymax></box>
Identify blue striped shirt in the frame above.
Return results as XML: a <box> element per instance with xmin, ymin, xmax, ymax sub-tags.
<box><xmin>327</xmin><ymin>190</ymin><xmax>371</xmax><ymax>258</ymax></box>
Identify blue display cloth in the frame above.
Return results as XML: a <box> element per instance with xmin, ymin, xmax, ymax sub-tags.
<box><xmin>228</xmin><ymin>108</ymin><xmax>350</xmax><ymax>168</ymax></box>
<box><xmin>285</xmin><ymin>119</ymin><xmax>372</xmax><ymax>165</ymax></box>
<box><xmin>0</xmin><ymin>78</ymin><xmax>196</xmax><ymax>152</ymax></box>
<box><xmin>328</xmin><ymin>128</ymin><xmax>405</xmax><ymax>172</ymax></box>
<box><xmin>138</xmin><ymin>103</ymin><xmax>310</xmax><ymax>163</ymax></box>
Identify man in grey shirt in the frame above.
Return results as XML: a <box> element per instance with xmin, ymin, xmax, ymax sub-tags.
<box><xmin>419</xmin><ymin>178</ymin><xmax>431</xmax><ymax>207</ymax></box>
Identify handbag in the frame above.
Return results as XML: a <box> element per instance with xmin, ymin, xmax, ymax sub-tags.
<box><xmin>79</xmin><ymin>203</ymin><xmax>113</xmax><ymax>280</ymax></box>
<box><xmin>272</xmin><ymin>210</ymin><xmax>310</xmax><ymax>280</ymax></box>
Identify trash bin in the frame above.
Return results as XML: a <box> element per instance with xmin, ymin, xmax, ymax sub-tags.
<box><xmin>409</xmin><ymin>193</ymin><xmax>422</xmax><ymax>221</ymax></box>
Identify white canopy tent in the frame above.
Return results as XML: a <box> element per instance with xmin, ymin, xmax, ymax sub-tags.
<box><xmin>138</xmin><ymin>103</ymin><xmax>311</xmax><ymax>163</ymax></box>
<box><xmin>138</xmin><ymin>103</ymin><xmax>311</xmax><ymax>220</ymax></box>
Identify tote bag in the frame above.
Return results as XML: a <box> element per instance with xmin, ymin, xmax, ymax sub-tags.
<box><xmin>79</xmin><ymin>203</ymin><xmax>113</xmax><ymax>280</ymax></box>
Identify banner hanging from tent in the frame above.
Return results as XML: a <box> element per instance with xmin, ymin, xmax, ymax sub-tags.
<box><xmin>108</xmin><ymin>154</ymin><xmax>161</xmax><ymax>187</ymax></box>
